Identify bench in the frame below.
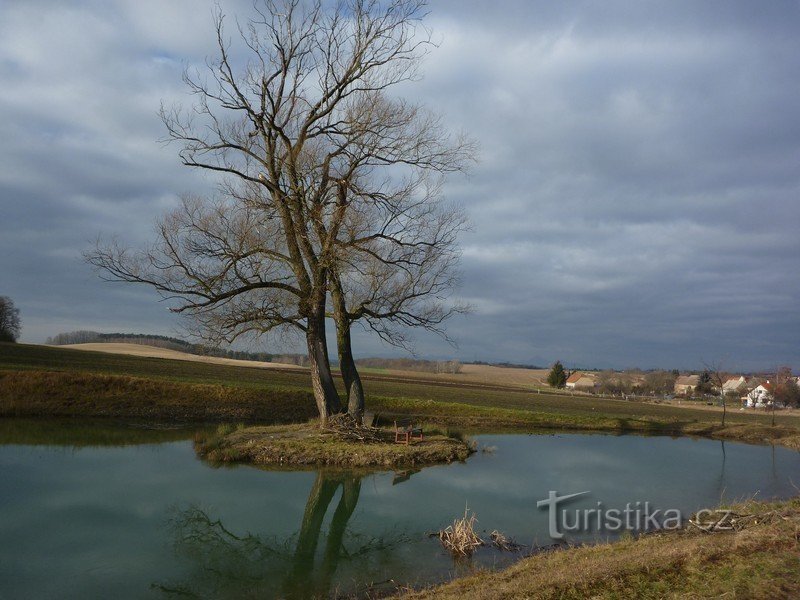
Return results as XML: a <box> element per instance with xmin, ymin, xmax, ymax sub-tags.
<box><xmin>394</xmin><ymin>419</ymin><xmax>423</xmax><ymax>444</ymax></box>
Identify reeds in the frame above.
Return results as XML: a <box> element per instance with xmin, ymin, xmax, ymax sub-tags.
<box><xmin>438</xmin><ymin>507</ymin><xmax>484</xmax><ymax>557</ymax></box>
<box><xmin>490</xmin><ymin>529</ymin><xmax>522</xmax><ymax>551</ymax></box>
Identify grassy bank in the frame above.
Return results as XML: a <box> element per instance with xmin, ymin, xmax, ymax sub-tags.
<box><xmin>0</xmin><ymin>369</ymin><xmax>316</xmax><ymax>422</ymax></box>
<box><xmin>4</xmin><ymin>343</ymin><xmax>799</xmax><ymax>427</ymax></box>
<box><xmin>3</xmin><ymin>368</ymin><xmax>800</xmax><ymax>451</ymax></box>
<box><xmin>196</xmin><ymin>423</ymin><xmax>472</xmax><ymax>468</ymax></box>
<box><xmin>2</xmin><ymin>343</ymin><xmax>800</xmax><ymax>450</ymax></box>
<box><xmin>403</xmin><ymin>497</ymin><xmax>800</xmax><ymax>599</ymax></box>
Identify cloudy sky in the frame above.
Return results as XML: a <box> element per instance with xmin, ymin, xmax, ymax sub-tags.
<box><xmin>1</xmin><ymin>0</ymin><xmax>798</xmax><ymax>371</ymax></box>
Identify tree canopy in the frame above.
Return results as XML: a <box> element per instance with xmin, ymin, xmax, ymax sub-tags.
<box><xmin>0</xmin><ymin>296</ymin><xmax>21</xmax><ymax>343</ymax></box>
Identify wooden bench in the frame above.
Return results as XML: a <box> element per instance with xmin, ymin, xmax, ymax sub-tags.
<box><xmin>394</xmin><ymin>419</ymin><xmax>423</xmax><ymax>444</ymax></box>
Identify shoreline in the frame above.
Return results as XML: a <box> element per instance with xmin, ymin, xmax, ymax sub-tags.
<box><xmin>400</xmin><ymin>496</ymin><xmax>800</xmax><ymax>599</ymax></box>
<box><xmin>2</xmin><ymin>369</ymin><xmax>800</xmax><ymax>452</ymax></box>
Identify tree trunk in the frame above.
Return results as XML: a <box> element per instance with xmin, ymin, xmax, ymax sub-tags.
<box><xmin>306</xmin><ymin>304</ymin><xmax>341</xmax><ymax>425</ymax></box>
<box><xmin>721</xmin><ymin>395</ymin><xmax>726</xmax><ymax>427</ymax></box>
<box><xmin>330</xmin><ymin>273</ymin><xmax>365</xmax><ymax>421</ymax></box>
<box><xmin>340</xmin><ymin>332</ymin><xmax>364</xmax><ymax>421</ymax></box>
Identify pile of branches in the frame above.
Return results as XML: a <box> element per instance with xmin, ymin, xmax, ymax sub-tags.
<box><xmin>688</xmin><ymin>508</ymin><xmax>789</xmax><ymax>533</ymax></box>
<box><xmin>318</xmin><ymin>413</ymin><xmax>384</xmax><ymax>444</ymax></box>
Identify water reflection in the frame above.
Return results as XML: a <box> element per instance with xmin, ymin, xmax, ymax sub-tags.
<box><xmin>0</xmin><ymin>418</ymin><xmax>197</xmax><ymax>447</ymax></box>
<box><xmin>3</xmin><ymin>426</ymin><xmax>799</xmax><ymax>600</ymax></box>
<box><xmin>156</xmin><ymin>471</ymin><xmax>401</xmax><ymax>599</ymax></box>
<box><xmin>285</xmin><ymin>472</ymin><xmax>361</xmax><ymax>597</ymax></box>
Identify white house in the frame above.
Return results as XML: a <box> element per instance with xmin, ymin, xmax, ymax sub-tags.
<box><xmin>745</xmin><ymin>383</ymin><xmax>773</xmax><ymax>408</ymax></box>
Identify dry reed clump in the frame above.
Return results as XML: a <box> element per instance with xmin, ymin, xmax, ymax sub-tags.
<box><xmin>438</xmin><ymin>508</ymin><xmax>484</xmax><ymax>557</ymax></box>
<box><xmin>489</xmin><ymin>530</ymin><xmax>522</xmax><ymax>551</ymax></box>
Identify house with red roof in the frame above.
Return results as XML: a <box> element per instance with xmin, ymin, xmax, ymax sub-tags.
<box><xmin>566</xmin><ymin>371</ymin><xmax>597</xmax><ymax>390</ymax></box>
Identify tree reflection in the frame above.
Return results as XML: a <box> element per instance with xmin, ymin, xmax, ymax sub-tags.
<box><xmin>154</xmin><ymin>470</ymin><xmax>402</xmax><ymax>599</ymax></box>
<box><xmin>284</xmin><ymin>471</ymin><xmax>362</xmax><ymax>597</ymax></box>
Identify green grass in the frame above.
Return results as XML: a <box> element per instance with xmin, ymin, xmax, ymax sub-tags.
<box><xmin>1</xmin><ymin>342</ymin><xmax>799</xmax><ymax>440</ymax></box>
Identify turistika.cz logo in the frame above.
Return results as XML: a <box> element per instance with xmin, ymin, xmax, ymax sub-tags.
<box><xmin>536</xmin><ymin>491</ymin><xmax>683</xmax><ymax>540</ymax></box>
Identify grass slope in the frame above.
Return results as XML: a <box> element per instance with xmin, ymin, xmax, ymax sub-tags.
<box><xmin>403</xmin><ymin>498</ymin><xmax>800</xmax><ymax>599</ymax></box>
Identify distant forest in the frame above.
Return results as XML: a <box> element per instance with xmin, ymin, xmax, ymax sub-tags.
<box><xmin>467</xmin><ymin>360</ymin><xmax>544</xmax><ymax>370</ymax></box>
<box><xmin>46</xmin><ymin>331</ymin><xmax>309</xmax><ymax>366</ymax></box>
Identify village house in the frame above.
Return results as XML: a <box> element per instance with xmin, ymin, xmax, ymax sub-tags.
<box><xmin>745</xmin><ymin>382</ymin><xmax>773</xmax><ymax>408</ymax></box>
<box><xmin>674</xmin><ymin>374</ymin><xmax>700</xmax><ymax>395</ymax></box>
<box><xmin>722</xmin><ymin>375</ymin><xmax>748</xmax><ymax>395</ymax></box>
<box><xmin>566</xmin><ymin>371</ymin><xmax>597</xmax><ymax>390</ymax></box>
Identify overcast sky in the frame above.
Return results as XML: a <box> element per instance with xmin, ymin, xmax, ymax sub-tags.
<box><xmin>1</xmin><ymin>0</ymin><xmax>798</xmax><ymax>371</ymax></box>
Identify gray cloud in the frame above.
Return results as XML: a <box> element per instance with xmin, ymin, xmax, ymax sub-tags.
<box><xmin>1</xmin><ymin>0</ymin><xmax>798</xmax><ymax>370</ymax></box>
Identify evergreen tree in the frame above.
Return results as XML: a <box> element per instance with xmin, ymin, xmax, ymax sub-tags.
<box><xmin>696</xmin><ymin>370</ymin><xmax>714</xmax><ymax>395</ymax></box>
<box><xmin>548</xmin><ymin>361</ymin><xmax>567</xmax><ymax>388</ymax></box>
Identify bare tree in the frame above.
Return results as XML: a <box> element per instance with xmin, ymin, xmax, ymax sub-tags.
<box><xmin>770</xmin><ymin>366</ymin><xmax>794</xmax><ymax>426</ymax></box>
<box><xmin>330</xmin><ymin>176</ymin><xmax>470</xmax><ymax>418</ymax></box>
<box><xmin>703</xmin><ymin>360</ymin><xmax>729</xmax><ymax>427</ymax></box>
<box><xmin>87</xmin><ymin>0</ymin><xmax>473</xmax><ymax>425</ymax></box>
<box><xmin>0</xmin><ymin>296</ymin><xmax>21</xmax><ymax>343</ymax></box>
<box><xmin>773</xmin><ymin>366</ymin><xmax>800</xmax><ymax>409</ymax></box>
<box><xmin>642</xmin><ymin>370</ymin><xmax>677</xmax><ymax>396</ymax></box>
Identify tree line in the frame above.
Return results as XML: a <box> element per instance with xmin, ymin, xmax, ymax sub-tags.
<box><xmin>86</xmin><ymin>1</ymin><xmax>474</xmax><ymax>425</ymax></box>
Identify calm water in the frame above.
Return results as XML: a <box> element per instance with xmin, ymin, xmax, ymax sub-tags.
<box><xmin>1</xmin><ymin>420</ymin><xmax>799</xmax><ymax>599</ymax></box>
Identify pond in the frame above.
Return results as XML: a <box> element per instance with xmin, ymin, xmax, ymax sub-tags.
<box><xmin>1</xmin><ymin>419</ymin><xmax>799</xmax><ymax>599</ymax></box>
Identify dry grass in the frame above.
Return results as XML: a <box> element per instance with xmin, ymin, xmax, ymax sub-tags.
<box><xmin>405</xmin><ymin>498</ymin><xmax>800</xmax><ymax>599</ymax></box>
<box><xmin>195</xmin><ymin>422</ymin><xmax>473</xmax><ymax>468</ymax></box>
<box><xmin>438</xmin><ymin>508</ymin><xmax>484</xmax><ymax>557</ymax></box>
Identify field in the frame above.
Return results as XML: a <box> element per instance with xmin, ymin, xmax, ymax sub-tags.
<box><xmin>57</xmin><ymin>342</ymin><xmax>305</xmax><ymax>370</ymax></box>
<box><xmin>2</xmin><ymin>342</ymin><xmax>799</xmax><ymax>436</ymax></box>
<box><xmin>56</xmin><ymin>342</ymin><xmax>549</xmax><ymax>390</ymax></box>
